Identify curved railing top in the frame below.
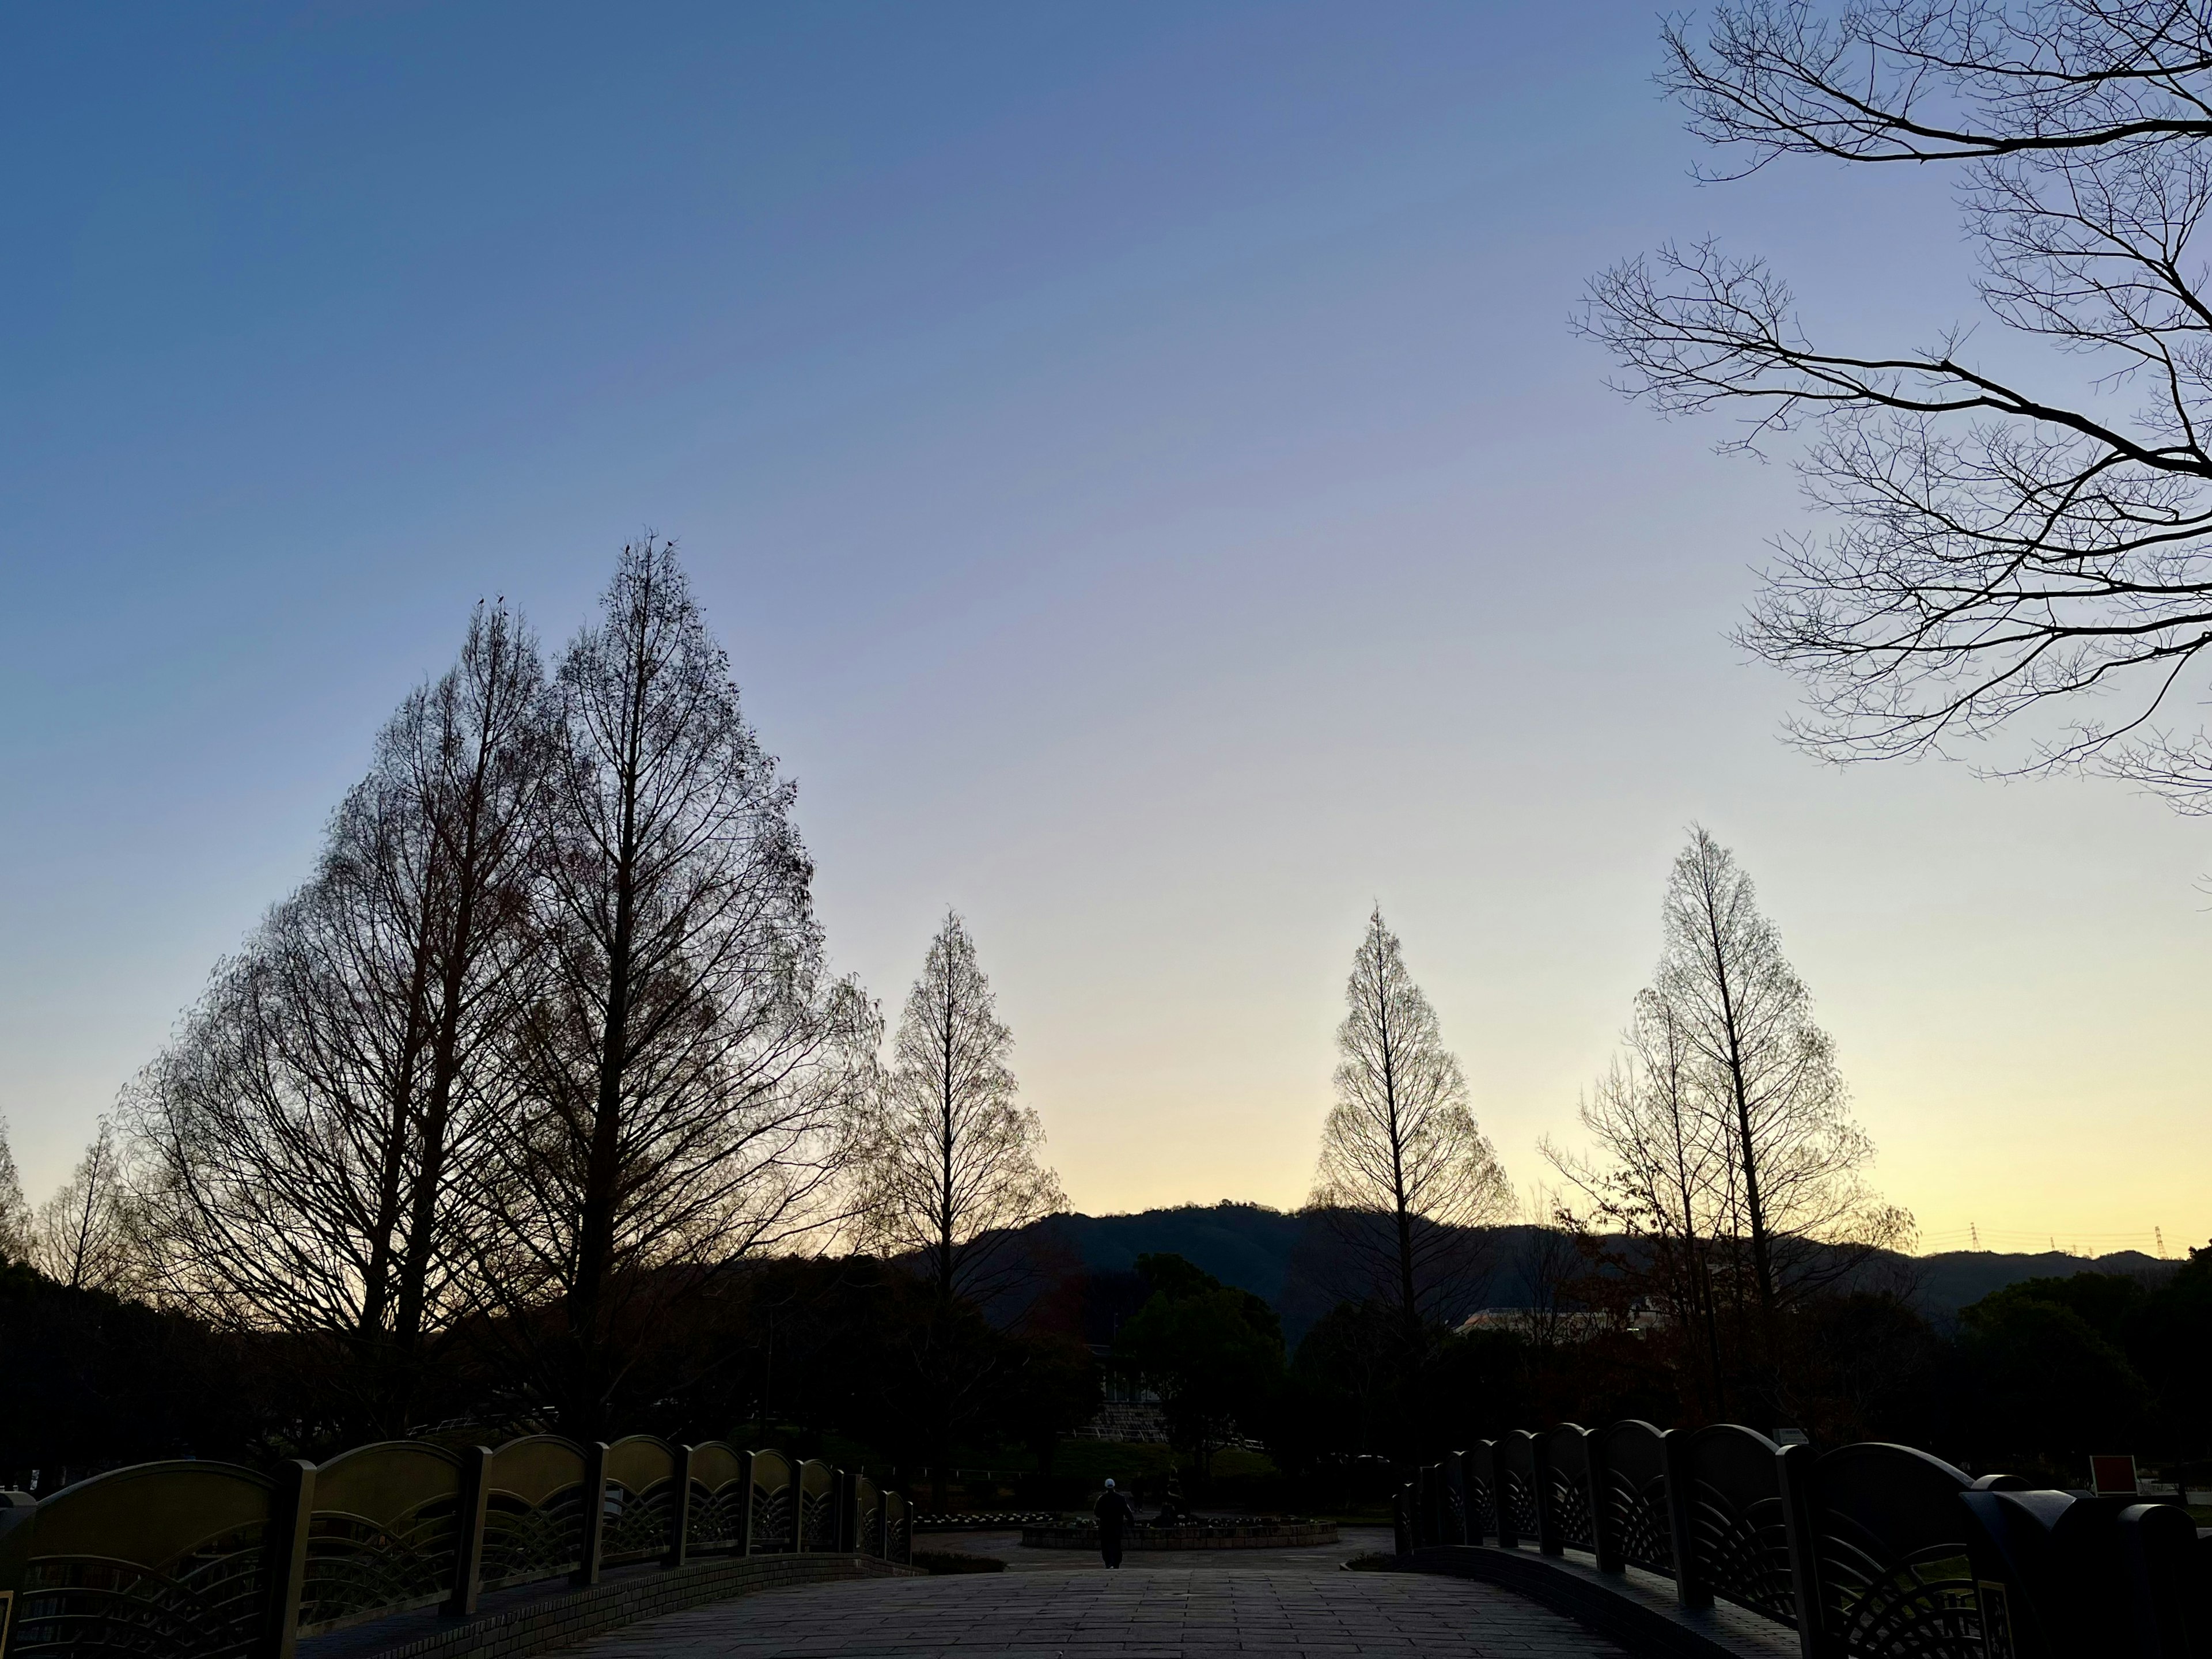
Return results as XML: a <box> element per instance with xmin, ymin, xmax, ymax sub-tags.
<box><xmin>1592</xmin><ymin>1418</ymin><xmax>1663</xmax><ymax>1444</ymax></box>
<box><xmin>1681</xmin><ymin>1421</ymin><xmax>1781</xmax><ymax>1474</ymax></box>
<box><xmin>483</xmin><ymin>1433</ymin><xmax>590</xmax><ymax>1505</ymax></box>
<box><xmin>312</xmin><ymin>1438</ymin><xmax>466</xmax><ymax>1520</ymax></box>
<box><xmin>25</xmin><ymin>1459</ymin><xmax>274</xmax><ymax>1563</ymax></box>
<box><xmin>1814</xmin><ymin>1441</ymin><xmax>1974</xmax><ymax>1555</ymax></box>
<box><xmin>690</xmin><ymin>1441</ymin><xmax>748</xmax><ymax>1486</ymax></box>
<box><xmin>603</xmin><ymin>1434</ymin><xmax>679</xmax><ymax>1490</ymax></box>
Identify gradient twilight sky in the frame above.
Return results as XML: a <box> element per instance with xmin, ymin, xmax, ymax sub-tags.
<box><xmin>3</xmin><ymin>3</ymin><xmax>2207</xmax><ymax>1255</ymax></box>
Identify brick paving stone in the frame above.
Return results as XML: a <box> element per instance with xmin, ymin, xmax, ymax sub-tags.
<box><xmin>554</xmin><ymin>1566</ymin><xmax>1628</xmax><ymax>1657</ymax></box>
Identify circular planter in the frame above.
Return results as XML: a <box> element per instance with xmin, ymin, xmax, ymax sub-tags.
<box><xmin>1020</xmin><ymin>1520</ymin><xmax>1339</xmax><ymax>1551</ymax></box>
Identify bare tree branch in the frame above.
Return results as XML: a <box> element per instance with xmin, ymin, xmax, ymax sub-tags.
<box><xmin>1585</xmin><ymin>1</ymin><xmax>2212</xmax><ymax>807</ymax></box>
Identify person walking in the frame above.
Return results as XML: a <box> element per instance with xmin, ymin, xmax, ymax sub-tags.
<box><xmin>1095</xmin><ymin>1478</ymin><xmax>1133</xmax><ymax>1569</ymax></box>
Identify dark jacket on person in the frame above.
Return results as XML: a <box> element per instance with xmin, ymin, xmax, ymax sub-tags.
<box><xmin>1095</xmin><ymin>1490</ymin><xmax>1134</xmax><ymax>1535</ymax></box>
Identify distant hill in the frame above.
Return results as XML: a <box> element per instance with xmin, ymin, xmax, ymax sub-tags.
<box><xmin>1908</xmin><ymin>1248</ymin><xmax>2170</xmax><ymax>1319</ymax></box>
<box><xmin>1018</xmin><ymin>1203</ymin><xmax>2179</xmax><ymax>1343</ymax></box>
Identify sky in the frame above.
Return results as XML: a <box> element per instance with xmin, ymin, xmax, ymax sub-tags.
<box><xmin>3</xmin><ymin>2</ymin><xmax>2206</xmax><ymax>1258</ymax></box>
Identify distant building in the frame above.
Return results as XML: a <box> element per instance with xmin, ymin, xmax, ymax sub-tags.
<box><xmin>1455</xmin><ymin>1305</ymin><xmax>1666</xmax><ymax>1340</ymax></box>
<box><xmin>1074</xmin><ymin>1343</ymin><xmax>1169</xmax><ymax>1442</ymax></box>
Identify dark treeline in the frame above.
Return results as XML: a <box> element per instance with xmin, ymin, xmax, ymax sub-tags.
<box><xmin>11</xmin><ymin>1208</ymin><xmax>2206</xmax><ymax>1505</ymax></box>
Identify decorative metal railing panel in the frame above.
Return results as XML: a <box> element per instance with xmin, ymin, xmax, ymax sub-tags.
<box><xmin>1497</xmin><ymin>1433</ymin><xmax>1539</xmax><ymax>1543</ymax></box>
<box><xmin>1460</xmin><ymin>1441</ymin><xmax>1497</xmax><ymax>1541</ymax></box>
<box><xmin>478</xmin><ymin>1437</ymin><xmax>590</xmax><ymax>1591</ymax></box>
<box><xmin>1810</xmin><ymin>1443</ymin><xmax>1982</xmax><ymax>1659</ymax></box>
<box><xmin>748</xmin><ymin>1451</ymin><xmax>796</xmax><ymax>1554</ymax></box>
<box><xmin>1440</xmin><ymin>1453</ymin><xmax>1468</xmax><ymax>1546</ymax></box>
<box><xmin>301</xmin><ymin>1442</ymin><xmax>463</xmax><ymax>1631</ymax></box>
<box><xmin>1399</xmin><ymin>1418</ymin><xmax>2194</xmax><ymax>1659</ymax></box>
<box><xmin>797</xmin><ymin>1461</ymin><xmax>837</xmax><ymax>1552</ymax></box>
<box><xmin>1593</xmin><ymin>1421</ymin><xmax>1671</xmax><ymax>1577</ymax></box>
<box><xmin>600</xmin><ymin>1437</ymin><xmax>680</xmax><ymax>1567</ymax></box>
<box><xmin>1540</xmin><ymin>1426</ymin><xmax>1596</xmax><ymax>1552</ymax></box>
<box><xmin>600</xmin><ymin>1481</ymin><xmax>675</xmax><ymax>1567</ymax></box>
<box><xmin>1681</xmin><ymin>1425</ymin><xmax>1795</xmax><ymax>1626</ymax></box>
<box><xmin>5</xmin><ymin>1462</ymin><xmax>275</xmax><ymax>1659</ymax></box>
<box><xmin>685</xmin><ymin>1444</ymin><xmax>750</xmax><ymax>1555</ymax></box>
<box><xmin>853</xmin><ymin>1478</ymin><xmax>882</xmax><ymax>1559</ymax></box>
<box><xmin>0</xmin><ymin>1433</ymin><xmax>910</xmax><ymax>1659</ymax></box>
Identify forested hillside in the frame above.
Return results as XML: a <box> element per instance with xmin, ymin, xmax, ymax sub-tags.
<box><xmin>1024</xmin><ymin>1203</ymin><xmax>2179</xmax><ymax>1340</ymax></box>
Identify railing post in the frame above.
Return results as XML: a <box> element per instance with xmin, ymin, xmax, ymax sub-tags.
<box><xmin>1776</xmin><ymin>1441</ymin><xmax>1825</xmax><ymax>1659</ymax></box>
<box><xmin>2116</xmin><ymin>1502</ymin><xmax>2196</xmax><ymax>1658</ymax></box>
<box><xmin>1661</xmin><ymin>1428</ymin><xmax>1709</xmax><ymax>1611</ymax></box>
<box><xmin>1491</xmin><ymin>1441</ymin><xmax>1519</xmax><ymax>1550</ymax></box>
<box><xmin>1532</xmin><ymin>1434</ymin><xmax>1562</xmax><ymax>1556</ymax></box>
<box><xmin>836</xmin><ymin>1469</ymin><xmax>857</xmax><ymax>1554</ymax></box>
<box><xmin>444</xmin><ymin>1446</ymin><xmax>491</xmax><ymax>1617</ymax></box>
<box><xmin>1467</xmin><ymin>1440</ymin><xmax>1492</xmax><ymax>1545</ymax></box>
<box><xmin>573</xmin><ymin>1442</ymin><xmax>609</xmax><ymax>1587</ymax></box>
<box><xmin>734</xmin><ymin>1451</ymin><xmax>755</xmax><ymax>1556</ymax></box>
<box><xmin>1588</xmin><ymin>1429</ymin><xmax>1620</xmax><ymax>1573</ymax></box>
<box><xmin>666</xmin><ymin>1445</ymin><xmax>695</xmax><ymax>1570</ymax></box>
<box><xmin>1392</xmin><ymin>1485</ymin><xmax>1412</xmax><ymax>1556</ymax></box>
<box><xmin>257</xmin><ymin>1459</ymin><xmax>315</xmax><ymax>1659</ymax></box>
<box><xmin>0</xmin><ymin>1493</ymin><xmax>36</xmax><ymax>1659</ymax></box>
<box><xmin>1443</xmin><ymin>1452</ymin><xmax>1467</xmax><ymax>1546</ymax></box>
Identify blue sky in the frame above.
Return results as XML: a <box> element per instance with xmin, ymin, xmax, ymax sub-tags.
<box><xmin>4</xmin><ymin>3</ymin><xmax>2206</xmax><ymax>1252</ymax></box>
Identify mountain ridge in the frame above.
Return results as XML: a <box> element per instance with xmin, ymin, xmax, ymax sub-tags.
<box><xmin>1020</xmin><ymin>1202</ymin><xmax>2179</xmax><ymax>1342</ymax></box>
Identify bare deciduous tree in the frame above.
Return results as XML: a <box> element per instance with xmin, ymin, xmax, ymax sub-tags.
<box><xmin>0</xmin><ymin>1115</ymin><xmax>28</xmax><ymax>1264</ymax></box>
<box><xmin>1653</xmin><ymin>830</ymin><xmax>1912</xmax><ymax>1414</ymax></box>
<box><xmin>485</xmin><ymin>538</ymin><xmax>871</xmax><ymax>1435</ymax></box>
<box><xmin>1582</xmin><ymin>2</ymin><xmax>2212</xmax><ymax>808</ymax></box>
<box><xmin>1515</xmin><ymin>1183</ymin><xmax>1588</xmax><ymax>1354</ymax></box>
<box><xmin>860</xmin><ymin>911</ymin><xmax>1065</xmax><ymax>1305</ymax></box>
<box><xmin>1310</xmin><ymin>908</ymin><xmax>1512</xmax><ymax>1345</ymax></box>
<box><xmin>132</xmin><ymin>603</ymin><xmax>550</xmax><ymax>1430</ymax></box>
<box><xmin>1550</xmin><ymin>833</ymin><xmax>1908</xmax><ymax>1418</ymax></box>
<box><xmin>1547</xmin><ymin>990</ymin><xmax>1734</xmax><ymax>1412</ymax></box>
<box><xmin>29</xmin><ymin>1120</ymin><xmax>141</xmax><ymax>1294</ymax></box>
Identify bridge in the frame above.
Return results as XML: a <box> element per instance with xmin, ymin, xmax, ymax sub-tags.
<box><xmin>0</xmin><ymin>1421</ymin><xmax>2198</xmax><ymax>1659</ymax></box>
<box><xmin>556</xmin><ymin>1529</ymin><xmax>1627</xmax><ymax>1658</ymax></box>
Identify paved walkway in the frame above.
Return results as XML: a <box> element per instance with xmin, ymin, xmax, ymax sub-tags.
<box><xmin>554</xmin><ymin>1530</ymin><xmax>1627</xmax><ymax>1657</ymax></box>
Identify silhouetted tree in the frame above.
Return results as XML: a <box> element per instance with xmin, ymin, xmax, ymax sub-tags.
<box><xmin>859</xmin><ymin>910</ymin><xmax>1063</xmax><ymax>1305</ymax></box>
<box><xmin>29</xmin><ymin>1121</ymin><xmax>141</xmax><ymax>1294</ymax></box>
<box><xmin>483</xmin><ymin>539</ymin><xmax>871</xmax><ymax>1435</ymax></box>
<box><xmin>132</xmin><ymin>603</ymin><xmax>551</xmax><ymax>1431</ymax></box>
<box><xmin>1653</xmin><ymin>827</ymin><xmax>1907</xmax><ymax>1361</ymax></box>
<box><xmin>1547</xmin><ymin>988</ymin><xmax>1733</xmax><ymax>1414</ymax></box>
<box><xmin>1584</xmin><ymin>2</ymin><xmax>2212</xmax><ymax>810</ymax></box>
<box><xmin>1309</xmin><ymin>908</ymin><xmax>1511</xmax><ymax>1347</ymax></box>
<box><xmin>0</xmin><ymin>1115</ymin><xmax>26</xmax><ymax>1263</ymax></box>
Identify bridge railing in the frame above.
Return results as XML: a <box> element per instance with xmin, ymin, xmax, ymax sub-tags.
<box><xmin>0</xmin><ymin>1433</ymin><xmax>909</xmax><ymax>1659</ymax></box>
<box><xmin>1403</xmin><ymin>1419</ymin><xmax>2207</xmax><ymax>1659</ymax></box>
